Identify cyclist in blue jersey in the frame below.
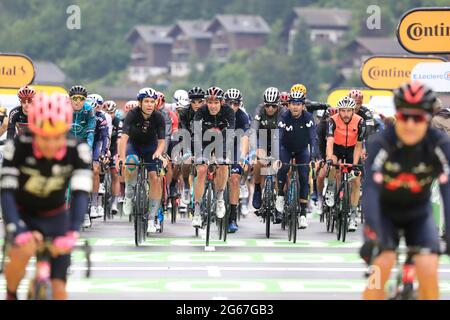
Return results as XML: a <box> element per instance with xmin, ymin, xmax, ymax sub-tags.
<box><xmin>86</xmin><ymin>94</ymin><xmax>109</xmax><ymax>221</ymax></box>
<box><xmin>69</xmin><ymin>86</ymin><xmax>96</xmax><ymax>149</ymax></box>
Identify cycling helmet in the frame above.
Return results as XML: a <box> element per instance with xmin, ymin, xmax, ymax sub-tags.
<box><xmin>289</xmin><ymin>90</ymin><xmax>306</xmax><ymax>103</ymax></box>
<box><xmin>103</xmin><ymin>100</ymin><xmax>117</xmax><ymax>114</ymax></box>
<box><xmin>86</xmin><ymin>94</ymin><xmax>104</xmax><ymax>108</ymax></box>
<box><xmin>348</xmin><ymin>89</ymin><xmax>363</xmax><ymax>104</ymax></box>
<box><xmin>280</xmin><ymin>91</ymin><xmax>290</xmax><ymax>104</ymax></box>
<box><xmin>224</xmin><ymin>88</ymin><xmax>243</xmax><ymax>103</ymax></box>
<box><xmin>336</xmin><ymin>96</ymin><xmax>356</xmax><ymax>110</ymax></box>
<box><xmin>18</xmin><ymin>85</ymin><xmax>36</xmax><ymax>100</ymax></box>
<box><xmin>394</xmin><ymin>81</ymin><xmax>436</xmax><ymax>114</ymax></box>
<box><xmin>137</xmin><ymin>87</ymin><xmax>158</xmax><ymax>101</ymax></box>
<box><xmin>205</xmin><ymin>86</ymin><xmax>224</xmax><ymax>101</ymax></box>
<box><xmin>188</xmin><ymin>86</ymin><xmax>206</xmax><ymax>100</ymax></box>
<box><xmin>155</xmin><ymin>91</ymin><xmax>166</xmax><ymax>110</ymax></box>
<box><xmin>263</xmin><ymin>87</ymin><xmax>280</xmax><ymax>104</ymax></box>
<box><xmin>69</xmin><ymin>85</ymin><xmax>88</xmax><ymax>97</ymax></box>
<box><xmin>173</xmin><ymin>90</ymin><xmax>190</xmax><ymax>108</ymax></box>
<box><xmin>124</xmin><ymin>100</ymin><xmax>139</xmax><ymax>112</ymax></box>
<box><xmin>290</xmin><ymin>83</ymin><xmax>307</xmax><ymax>95</ymax></box>
<box><xmin>28</xmin><ymin>93</ymin><xmax>72</xmax><ymax>137</ymax></box>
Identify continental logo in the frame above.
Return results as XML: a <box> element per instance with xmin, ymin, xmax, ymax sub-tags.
<box><xmin>406</xmin><ymin>22</ymin><xmax>450</xmax><ymax>41</ymax></box>
<box><xmin>397</xmin><ymin>8</ymin><xmax>450</xmax><ymax>54</ymax></box>
<box><xmin>361</xmin><ymin>56</ymin><xmax>445</xmax><ymax>90</ymax></box>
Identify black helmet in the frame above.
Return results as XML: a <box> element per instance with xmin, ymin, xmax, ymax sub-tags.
<box><xmin>69</xmin><ymin>85</ymin><xmax>88</xmax><ymax>97</ymax></box>
<box><xmin>188</xmin><ymin>86</ymin><xmax>206</xmax><ymax>100</ymax></box>
<box><xmin>394</xmin><ymin>81</ymin><xmax>436</xmax><ymax>114</ymax></box>
<box><xmin>205</xmin><ymin>86</ymin><xmax>224</xmax><ymax>101</ymax></box>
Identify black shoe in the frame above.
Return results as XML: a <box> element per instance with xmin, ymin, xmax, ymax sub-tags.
<box><xmin>273</xmin><ymin>211</ymin><xmax>283</xmax><ymax>224</ymax></box>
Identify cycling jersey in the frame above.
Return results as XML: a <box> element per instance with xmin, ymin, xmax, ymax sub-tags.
<box><xmin>305</xmin><ymin>100</ymin><xmax>330</xmax><ymax>113</ymax></box>
<box><xmin>316</xmin><ymin>115</ymin><xmax>329</xmax><ymax>160</ymax></box>
<box><xmin>104</xmin><ymin>111</ymin><xmax>113</xmax><ymax>144</ymax></box>
<box><xmin>363</xmin><ymin>126</ymin><xmax>450</xmax><ymax>251</ymax></box>
<box><xmin>0</xmin><ymin>135</ymin><xmax>92</xmax><ymax>236</ymax></box>
<box><xmin>7</xmin><ymin>106</ymin><xmax>29</xmax><ymax>140</ymax></box>
<box><xmin>193</xmin><ymin>104</ymin><xmax>235</xmax><ymax>161</ymax></box>
<box><xmin>278</xmin><ymin>110</ymin><xmax>317</xmax><ymax>157</ymax></box>
<box><xmin>250</xmin><ymin>104</ymin><xmax>287</xmax><ymax>154</ymax></box>
<box><xmin>231</xmin><ymin>108</ymin><xmax>251</xmax><ymax>174</ymax></box>
<box><xmin>110</xmin><ymin>116</ymin><xmax>123</xmax><ymax>152</ymax></box>
<box><xmin>327</xmin><ymin>113</ymin><xmax>365</xmax><ymax>148</ymax></box>
<box><xmin>93</xmin><ymin>110</ymin><xmax>109</xmax><ymax>161</ymax></box>
<box><xmin>122</xmin><ymin>108</ymin><xmax>166</xmax><ymax>147</ymax></box>
<box><xmin>70</xmin><ymin>102</ymin><xmax>96</xmax><ymax>148</ymax></box>
<box><xmin>178</xmin><ymin>106</ymin><xmax>197</xmax><ymax>134</ymax></box>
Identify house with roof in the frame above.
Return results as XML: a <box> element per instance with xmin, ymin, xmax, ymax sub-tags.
<box><xmin>282</xmin><ymin>7</ymin><xmax>352</xmax><ymax>54</ymax></box>
<box><xmin>206</xmin><ymin>15</ymin><xmax>271</xmax><ymax>61</ymax></box>
<box><xmin>125</xmin><ymin>25</ymin><xmax>173</xmax><ymax>83</ymax></box>
<box><xmin>33</xmin><ymin>61</ymin><xmax>67</xmax><ymax>87</ymax></box>
<box><xmin>167</xmin><ymin>20</ymin><xmax>212</xmax><ymax>77</ymax></box>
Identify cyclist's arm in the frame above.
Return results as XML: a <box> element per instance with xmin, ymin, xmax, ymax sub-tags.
<box><xmin>307</xmin><ymin>116</ymin><xmax>318</xmax><ymax>160</ymax></box>
<box><xmin>239</xmin><ymin>113</ymin><xmax>251</xmax><ymax>160</ymax></box>
<box><xmin>353</xmin><ymin>118</ymin><xmax>366</xmax><ymax>164</ymax></box>
<box><xmin>154</xmin><ymin>112</ymin><xmax>166</xmax><ymax>158</ymax></box>
<box><xmin>69</xmin><ymin>142</ymin><xmax>93</xmax><ymax>231</ymax></box>
<box><xmin>0</xmin><ymin>140</ymin><xmax>26</xmax><ymax>235</ymax></box>
<box><xmin>6</xmin><ymin>109</ymin><xmax>18</xmax><ymax>140</ymax></box>
<box><xmin>86</xmin><ymin>108</ymin><xmax>96</xmax><ymax>149</ymax></box>
<box><xmin>118</xmin><ymin>133</ymin><xmax>129</xmax><ymax>163</ymax></box>
<box><xmin>438</xmin><ymin>139</ymin><xmax>450</xmax><ymax>242</ymax></box>
<box><xmin>325</xmin><ymin>118</ymin><xmax>336</xmax><ymax>160</ymax></box>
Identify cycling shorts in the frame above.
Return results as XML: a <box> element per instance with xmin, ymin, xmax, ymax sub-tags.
<box><xmin>126</xmin><ymin>142</ymin><xmax>158</xmax><ymax>172</ymax></box>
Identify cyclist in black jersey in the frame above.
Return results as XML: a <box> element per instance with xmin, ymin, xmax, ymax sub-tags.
<box><xmin>1</xmin><ymin>93</ymin><xmax>92</xmax><ymax>300</ymax></box>
<box><xmin>119</xmin><ymin>87</ymin><xmax>166</xmax><ymax>233</ymax></box>
<box><xmin>7</xmin><ymin>86</ymin><xmax>36</xmax><ymax>140</ymax></box>
<box><xmin>361</xmin><ymin>81</ymin><xmax>450</xmax><ymax>300</ymax></box>
<box><xmin>191</xmin><ymin>86</ymin><xmax>235</xmax><ymax>228</ymax></box>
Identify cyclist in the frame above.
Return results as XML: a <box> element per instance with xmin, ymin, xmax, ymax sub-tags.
<box><xmin>103</xmin><ymin>100</ymin><xmax>123</xmax><ymax>214</ymax></box>
<box><xmin>124</xmin><ymin>100</ymin><xmax>139</xmax><ymax>113</ymax></box>
<box><xmin>0</xmin><ymin>93</ymin><xmax>92</xmax><ymax>300</ymax></box>
<box><xmin>361</xmin><ymin>81</ymin><xmax>450</xmax><ymax>300</ymax></box>
<box><xmin>325</xmin><ymin>96</ymin><xmax>365</xmax><ymax>232</ymax></box>
<box><xmin>191</xmin><ymin>86</ymin><xmax>235</xmax><ymax>228</ymax></box>
<box><xmin>276</xmin><ymin>90</ymin><xmax>317</xmax><ymax>229</ymax></box>
<box><xmin>280</xmin><ymin>91</ymin><xmax>290</xmax><ymax>108</ymax></box>
<box><xmin>69</xmin><ymin>85</ymin><xmax>96</xmax><ymax>149</ymax></box>
<box><xmin>119</xmin><ymin>87</ymin><xmax>165</xmax><ymax>233</ymax></box>
<box><xmin>224</xmin><ymin>88</ymin><xmax>250</xmax><ymax>232</ymax></box>
<box><xmin>178</xmin><ymin>87</ymin><xmax>205</xmax><ymax>206</ymax></box>
<box><xmin>7</xmin><ymin>85</ymin><xmax>36</xmax><ymax>140</ymax></box>
<box><xmin>87</xmin><ymin>94</ymin><xmax>109</xmax><ymax>221</ymax></box>
<box><xmin>251</xmin><ymin>87</ymin><xmax>286</xmax><ymax>213</ymax></box>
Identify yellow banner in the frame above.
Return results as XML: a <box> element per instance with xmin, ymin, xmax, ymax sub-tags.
<box><xmin>397</xmin><ymin>8</ymin><xmax>450</xmax><ymax>54</ymax></box>
<box><xmin>0</xmin><ymin>54</ymin><xmax>35</xmax><ymax>88</ymax></box>
<box><xmin>327</xmin><ymin>89</ymin><xmax>393</xmax><ymax>107</ymax></box>
<box><xmin>361</xmin><ymin>55</ymin><xmax>445</xmax><ymax>90</ymax></box>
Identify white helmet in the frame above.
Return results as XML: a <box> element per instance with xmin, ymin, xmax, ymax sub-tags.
<box><xmin>173</xmin><ymin>90</ymin><xmax>190</xmax><ymax>109</ymax></box>
<box><xmin>86</xmin><ymin>94</ymin><xmax>104</xmax><ymax>108</ymax></box>
<box><xmin>337</xmin><ymin>96</ymin><xmax>356</xmax><ymax>110</ymax></box>
<box><xmin>263</xmin><ymin>87</ymin><xmax>280</xmax><ymax>104</ymax></box>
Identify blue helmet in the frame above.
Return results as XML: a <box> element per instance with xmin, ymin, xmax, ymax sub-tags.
<box><xmin>137</xmin><ymin>87</ymin><xmax>158</xmax><ymax>101</ymax></box>
<box><xmin>86</xmin><ymin>94</ymin><xmax>104</xmax><ymax>108</ymax></box>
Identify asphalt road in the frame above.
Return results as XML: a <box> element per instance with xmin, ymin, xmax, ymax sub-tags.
<box><xmin>1</xmin><ymin>205</ymin><xmax>449</xmax><ymax>300</ymax></box>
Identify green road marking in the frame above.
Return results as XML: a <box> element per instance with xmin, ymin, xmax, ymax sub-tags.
<box><xmin>2</xmin><ymin>278</ymin><xmax>450</xmax><ymax>294</ymax></box>
<box><xmin>3</xmin><ymin>251</ymin><xmax>449</xmax><ymax>264</ymax></box>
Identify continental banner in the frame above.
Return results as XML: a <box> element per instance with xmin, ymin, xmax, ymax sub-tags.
<box><xmin>361</xmin><ymin>55</ymin><xmax>445</xmax><ymax>90</ymax></box>
<box><xmin>397</xmin><ymin>7</ymin><xmax>450</xmax><ymax>54</ymax></box>
<box><xmin>0</xmin><ymin>54</ymin><xmax>35</xmax><ymax>89</ymax></box>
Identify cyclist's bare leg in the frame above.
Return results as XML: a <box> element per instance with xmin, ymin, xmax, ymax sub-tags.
<box><xmin>317</xmin><ymin>165</ymin><xmax>325</xmax><ymax>198</ymax></box>
<box><xmin>363</xmin><ymin>251</ymin><xmax>396</xmax><ymax>300</ymax></box>
<box><xmin>415</xmin><ymin>254</ymin><xmax>440</xmax><ymax>300</ymax></box>
<box><xmin>194</xmin><ymin>164</ymin><xmax>207</xmax><ymax>202</ymax></box>
<box><xmin>215</xmin><ymin>165</ymin><xmax>228</xmax><ymax>192</ymax></box>
<box><xmin>181</xmin><ymin>163</ymin><xmax>191</xmax><ymax>189</ymax></box>
<box><xmin>52</xmin><ymin>280</ymin><xmax>67</xmax><ymax>300</ymax></box>
<box><xmin>351</xmin><ymin>177</ymin><xmax>361</xmax><ymax>207</ymax></box>
<box><xmin>4</xmin><ymin>241</ymin><xmax>36</xmax><ymax>294</ymax></box>
<box><xmin>230</xmin><ymin>173</ymin><xmax>240</xmax><ymax>205</ymax></box>
<box><xmin>148</xmin><ymin>171</ymin><xmax>161</xmax><ymax>200</ymax></box>
<box><xmin>111</xmin><ymin>169</ymin><xmax>120</xmax><ymax>197</ymax></box>
<box><xmin>253</xmin><ymin>161</ymin><xmax>262</xmax><ymax>185</ymax></box>
<box><xmin>92</xmin><ymin>162</ymin><xmax>101</xmax><ymax>205</ymax></box>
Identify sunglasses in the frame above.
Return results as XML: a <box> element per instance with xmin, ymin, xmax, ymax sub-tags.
<box><xmin>264</xmin><ymin>104</ymin><xmax>278</xmax><ymax>109</ymax></box>
<box><xmin>20</xmin><ymin>99</ymin><xmax>33</xmax><ymax>104</ymax></box>
<box><xmin>396</xmin><ymin>111</ymin><xmax>430</xmax><ymax>123</ymax></box>
<box><xmin>192</xmin><ymin>99</ymin><xmax>204</xmax><ymax>104</ymax></box>
<box><xmin>71</xmin><ymin>95</ymin><xmax>86</xmax><ymax>102</ymax></box>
